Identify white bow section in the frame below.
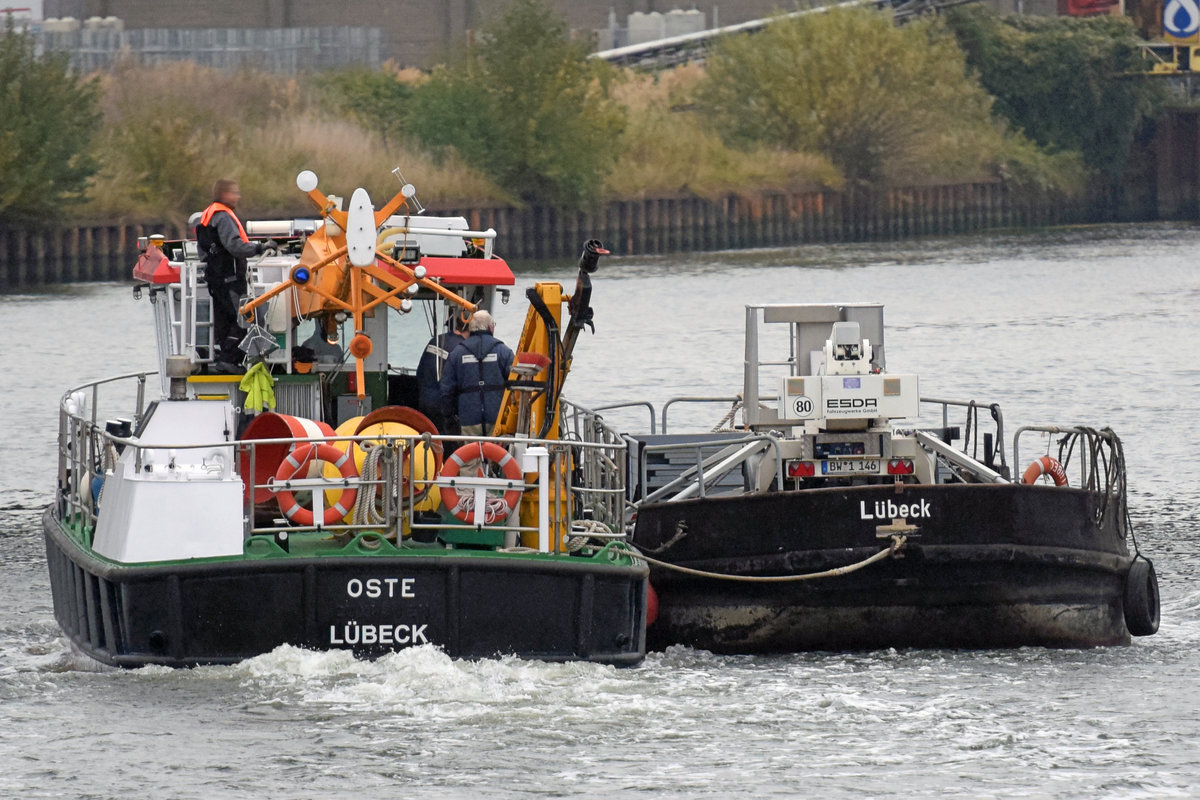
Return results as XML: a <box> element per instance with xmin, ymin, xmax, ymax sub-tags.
<box><xmin>346</xmin><ymin>187</ymin><xmax>378</xmax><ymax>267</ymax></box>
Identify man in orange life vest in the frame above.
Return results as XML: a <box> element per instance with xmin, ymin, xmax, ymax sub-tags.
<box><xmin>197</xmin><ymin>179</ymin><xmax>274</xmax><ymax>370</ymax></box>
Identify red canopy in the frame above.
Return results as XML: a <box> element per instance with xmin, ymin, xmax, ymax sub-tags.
<box><xmin>382</xmin><ymin>255</ymin><xmax>516</xmax><ymax>286</ymax></box>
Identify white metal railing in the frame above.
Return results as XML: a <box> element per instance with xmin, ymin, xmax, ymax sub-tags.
<box><xmin>55</xmin><ymin>375</ymin><xmax>629</xmax><ymax>555</ymax></box>
<box><xmin>1013</xmin><ymin>425</ymin><xmax>1127</xmax><ymax>498</ymax></box>
<box><xmin>636</xmin><ymin>433</ymin><xmax>784</xmax><ymax>504</ymax></box>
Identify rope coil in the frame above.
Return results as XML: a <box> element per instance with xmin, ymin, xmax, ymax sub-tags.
<box><xmin>451</xmin><ymin>492</ymin><xmax>512</xmax><ymax>525</ymax></box>
<box><xmin>351</xmin><ymin>441</ymin><xmax>395</xmax><ymax>528</ymax></box>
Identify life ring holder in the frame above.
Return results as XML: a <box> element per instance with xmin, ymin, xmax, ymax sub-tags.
<box><xmin>273</xmin><ymin>442</ymin><xmax>359</xmax><ymax>526</ymax></box>
<box><xmin>439</xmin><ymin>441</ymin><xmax>524</xmax><ymax>525</ymax></box>
<box><xmin>1021</xmin><ymin>455</ymin><xmax>1068</xmax><ymax>486</ymax></box>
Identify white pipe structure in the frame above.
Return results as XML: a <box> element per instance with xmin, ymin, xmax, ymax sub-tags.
<box><xmin>915</xmin><ymin>431</ymin><xmax>1009</xmax><ymax>484</ymax></box>
<box><xmin>522</xmin><ymin>447</ymin><xmax>551</xmax><ymax>552</ymax></box>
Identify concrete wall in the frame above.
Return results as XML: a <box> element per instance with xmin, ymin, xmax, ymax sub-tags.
<box><xmin>39</xmin><ymin>26</ymin><xmax>384</xmax><ymax>73</ymax></box>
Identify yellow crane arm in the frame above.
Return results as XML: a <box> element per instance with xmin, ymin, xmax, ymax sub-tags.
<box><xmin>490</xmin><ymin>240</ymin><xmax>606</xmax><ymax>438</ymax></box>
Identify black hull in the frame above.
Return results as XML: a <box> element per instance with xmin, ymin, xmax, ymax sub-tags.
<box><xmin>44</xmin><ymin>508</ymin><xmax>648</xmax><ymax>668</ymax></box>
<box><xmin>632</xmin><ymin>483</ymin><xmax>1136</xmax><ymax>652</ymax></box>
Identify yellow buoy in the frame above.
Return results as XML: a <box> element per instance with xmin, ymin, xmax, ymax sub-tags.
<box><xmin>323</xmin><ymin>418</ymin><xmax>442</xmax><ymax>524</ymax></box>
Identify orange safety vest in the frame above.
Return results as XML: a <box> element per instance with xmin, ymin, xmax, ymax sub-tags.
<box><xmin>199</xmin><ymin>202</ymin><xmax>250</xmax><ymax>244</ymax></box>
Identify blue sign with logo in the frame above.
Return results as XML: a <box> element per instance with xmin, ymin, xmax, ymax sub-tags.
<box><xmin>1165</xmin><ymin>0</ymin><xmax>1200</xmax><ymax>42</ymax></box>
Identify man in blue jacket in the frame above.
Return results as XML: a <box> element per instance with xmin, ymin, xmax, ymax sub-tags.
<box><xmin>417</xmin><ymin>313</ymin><xmax>469</xmax><ymax>434</ymax></box>
<box><xmin>440</xmin><ymin>310</ymin><xmax>514</xmax><ymax>436</ymax></box>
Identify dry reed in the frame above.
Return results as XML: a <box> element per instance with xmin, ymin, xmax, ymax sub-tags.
<box><xmin>76</xmin><ymin>61</ymin><xmax>885</xmax><ymax>224</ymax></box>
<box><xmin>605</xmin><ymin>66</ymin><xmax>841</xmax><ymax>199</ymax></box>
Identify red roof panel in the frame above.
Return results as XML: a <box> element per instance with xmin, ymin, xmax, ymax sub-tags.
<box><xmin>381</xmin><ymin>256</ymin><xmax>515</xmax><ymax>286</ymax></box>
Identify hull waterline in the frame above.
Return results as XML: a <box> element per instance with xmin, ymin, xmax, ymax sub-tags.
<box><xmin>45</xmin><ymin>508</ymin><xmax>648</xmax><ymax>668</ymax></box>
<box><xmin>634</xmin><ymin>483</ymin><xmax>1136</xmax><ymax>652</ymax></box>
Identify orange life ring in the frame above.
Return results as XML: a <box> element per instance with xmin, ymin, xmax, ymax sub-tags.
<box><xmin>439</xmin><ymin>441</ymin><xmax>523</xmax><ymax>525</ymax></box>
<box><xmin>1022</xmin><ymin>455</ymin><xmax>1068</xmax><ymax>487</ymax></box>
<box><xmin>274</xmin><ymin>442</ymin><xmax>359</xmax><ymax>526</ymax></box>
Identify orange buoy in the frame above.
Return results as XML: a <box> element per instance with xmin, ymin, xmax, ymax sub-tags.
<box><xmin>356</xmin><ymin>405</ymin><xmax>444</xmax><ymax>476</ymax></box>
<box><xmin>239</xmin><ymin>413</ymin><xmax>335</xmax><ymax>503</ymax></box>
<box><xmin>349</xmin><ymin>333</ymin><xmax>372</xmax><ymax>359</ymax></box>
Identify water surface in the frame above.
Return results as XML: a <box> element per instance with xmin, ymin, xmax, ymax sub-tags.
<box><xmin>2</xmin><ymin>223</ymin><xmax>1197</xmax><ymax>798</ymax></box>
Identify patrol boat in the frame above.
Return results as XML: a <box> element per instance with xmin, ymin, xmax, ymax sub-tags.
<box><xmin>622</xmin><ymin>303</ymin><xmax>1159</xmax><ymax>652</ymax></box>
<box><xmin>42</xmin><ymin>170</ymin><xmax>648</xmax><ymax>668</ymax></box>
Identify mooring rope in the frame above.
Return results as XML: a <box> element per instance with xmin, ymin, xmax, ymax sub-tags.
<box><xmin>568</xmin><ymin>518</ymin><xmax>611</xmax><ymax>552</ymax></box>
<box><xmin>711</xmin><ymin>396</ymin><xmax>744</xmax><ymax>432</ymax></box>
<box><xmin>631</xmin><ymin>535</ymin><xmax>907</xmax><ymax>583</ymax></box>
<box><xmin>352</xmin><ymin>443</ymin><xmax>394</xmax><ymax>528</ymax></box>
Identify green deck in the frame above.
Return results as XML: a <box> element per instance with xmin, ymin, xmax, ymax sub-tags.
<box><xmin>57</xmin><ymin>516</ymin><xmax>639</xmax><ymax>568</ymax></box>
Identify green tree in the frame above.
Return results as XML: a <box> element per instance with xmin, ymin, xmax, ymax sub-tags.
<box><xmin>694</xmin><ymin>8</ymin><xmax>1011</xmax><ymax>186</ymax></box>
<box><xmin>944</xmin><ymin>7</ymin><xmax>1162</xmax><ymax>187</ymax></box>
<box><xmin>407</xmin><ymin>0</ymin><xmax>625</xmax><ymax>206</ymax></box>
<box><xmin>0</xmin><ymin>23</ymin><xmax>100</xmax><ymax>225</ymax></box>
<box><xmin>313</xmin><ymin>66</ymin><xmax>414</xmax><ymax>146</ymax></box>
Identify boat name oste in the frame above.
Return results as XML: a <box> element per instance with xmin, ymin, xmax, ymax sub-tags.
<box><xmin>330</xmin><ymin>577</ymin><xmax>429</xmax><ymax>646</ymax></box>
<box><xmin>859</xmin><ymin>498</ymin><xmax>931</xmax><ymax>520</ymax></box>
<box><xmin>345</xmin><ymin>577</ymin><xmax>415</xmax><ymax>599</ymax></box>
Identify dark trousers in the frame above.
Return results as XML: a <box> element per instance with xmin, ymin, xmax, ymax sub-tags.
<box><xmin>206</xmin><ymin>270</ymin><xmax>244</xmax><ymax>363</ymax></box>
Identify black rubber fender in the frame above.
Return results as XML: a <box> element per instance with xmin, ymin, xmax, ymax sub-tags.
<box><xmin>1124</xmin><ymin>558</ymin><xmax>1160</xmax><ymax>637</ymax></box>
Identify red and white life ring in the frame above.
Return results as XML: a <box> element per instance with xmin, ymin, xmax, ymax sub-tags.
<box><xmin>439</xmin><ymin>441</ymin><xmax>523</xmax><ymax>525</ymax></box>
<box><xmin>1021</xmin><ymin>455</ymin><xmax>1068</xmax><ymax>487</ymax></box>
<box><xmin>274</xmin><ymin>442</ymin><xmax>359</xmax><ymax>526</ymax></box>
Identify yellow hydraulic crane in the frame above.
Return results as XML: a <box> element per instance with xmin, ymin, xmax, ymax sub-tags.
<box><xmin>491</xmin><ymin>239</ymin><xmax>607</xmax><ymax>440</ymax></box>
<box><xmin>490</xmin><ymin>240</ymin><xmax>607</xmax><ymax>551</ymax></box>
